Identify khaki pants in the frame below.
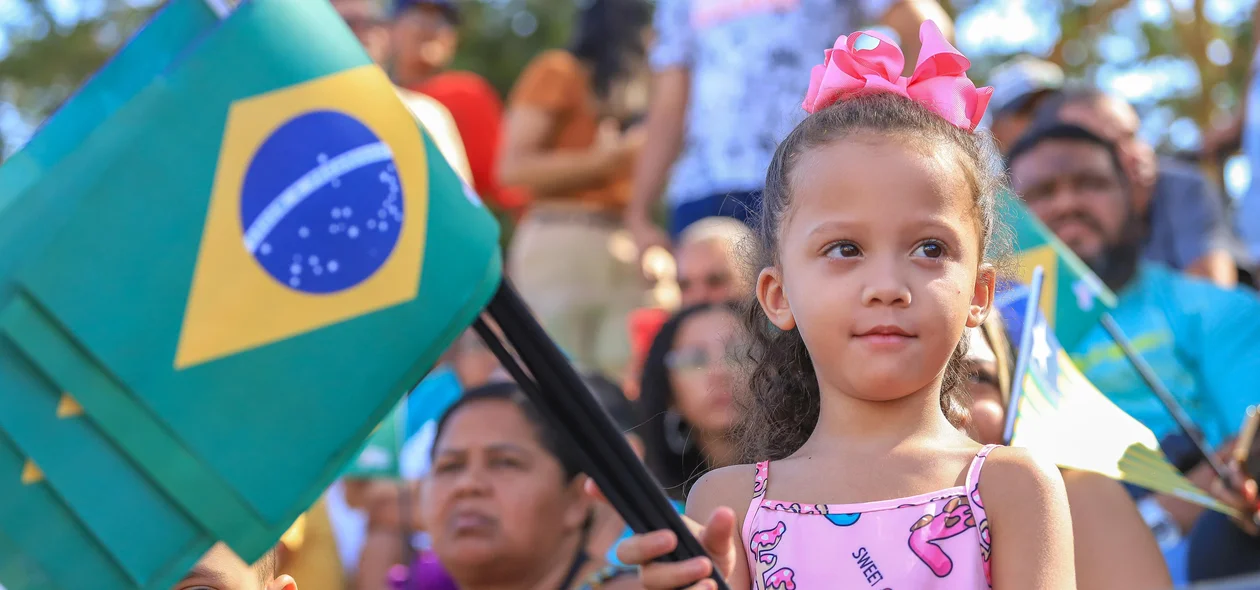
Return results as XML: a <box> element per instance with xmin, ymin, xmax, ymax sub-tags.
<box><xmin>507</xmin><ymin>210</ymin><xmax>645</xmax><ymax>381</ymax></box>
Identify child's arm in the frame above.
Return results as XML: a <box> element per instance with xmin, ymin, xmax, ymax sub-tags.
<box><xmin>608</xmin><ymin>464</ymin><xmax>755</xmax><ymax>590</ymax></box>
<box><xmin>684</xmin><ymin>466</ymin><xmax>754</xmax><ymax>590</ymax></box>
<box><xmin>980</xmin><ymin>447</ymin><xmax>1076</xmax><ymax>589</ymax></box>
<box><xmin>1060</xmin><ymin>469</ymin><xmax>1171</xmax><ymax>590</ymax></box>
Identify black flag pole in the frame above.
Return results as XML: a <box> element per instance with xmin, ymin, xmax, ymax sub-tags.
<box><xmin>1098</xmin><ymin>314</ymin><xmax>1232</xmax><ymax>482</ymax></box>
<box><xmin>477</xmin><ymin>280</ymin><xmax>731</xmax><ymax>590</ymax></box>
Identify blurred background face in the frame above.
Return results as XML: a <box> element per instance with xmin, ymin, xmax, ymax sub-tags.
<box><xmin>664</xmin><ymin>308</ymin><xmax>741</xmax><ymax>436</ymax></box>
<box><xmin>990</xmin><ymin>90</ymin><xmax>1057</xmax><ymax>155</ymax></box>
<box><xmin>964</xmin><ymin>330</ymin><xmax>1006</xmax><ymax>446</ymax></box>
<box><xmin>392</xmin><ymin>5</ymin><xmax>457</xmax><ymax>78</ymax></box>
<box><xmin>449</xmin><ymin>329</ymin><xmax>500</xmax><ymax>389</ymax></box>
<box><xmin>676</xmin><ymin>239</ymin><xmax>740</xmax><ymax>306</ymax></box>
<box><xmin>990</xmin><ymin>112</ymin><xmax>1031</xmax><ymax>155</ymax></box>
<box><xmin>331</xmin><ymin>0</ymin><xmax>390</xmax><ymax>64</ymax></box>
<box><xmin>1057</xmin><ymin>96</ymin><xmax>1158</xmax><ymax>205</ymax></box>
<box><xmin>423</xmin><ymin>399</ymin><xmax>587</xmax><ymax>584</ymax></box>
<box><xmin>177</xmin><ymin>543</ymin><xmax>282</xmax><ymax>590</ymax></box>
<box><xmin>1011</xmin><ymin>139</ymin><xmax>1130</xmax><ymax>264</ymax></box>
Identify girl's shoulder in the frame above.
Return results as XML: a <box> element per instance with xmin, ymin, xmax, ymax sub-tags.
<box><xmin>977</xmin><ymin>446</ymin><xmax>1059</xmax><ymax>480</ymax></box>
<box><xmin>685</xmin><ymin>462</ymin><xmax>760</xmax><ymax>521</ymax></box>
<box><xmin>975</xmin><ymin>446</ymin><xmax>1067</xmax><ymax>511</ymax></box>
<box><xmin>975</xmin><ymin>448</ymin><xmax>1077</xmax><ymax>586</ymax></box>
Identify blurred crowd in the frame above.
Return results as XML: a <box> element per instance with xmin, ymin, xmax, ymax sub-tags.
<box><xmin>219</xmin><ymin>0</ymin><xmax>1260</xmax><ymax>589</ymax></box>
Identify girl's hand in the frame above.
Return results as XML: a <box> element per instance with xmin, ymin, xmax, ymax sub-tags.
<box><xmin>618</xmin><ymin>507</ymin><xmax>738</xmax><ymax>590</ymax></box>
<box><xmin>585</xmin><ymin>480</ymin><xmax>740</xmax><ymax>590</ymax></box>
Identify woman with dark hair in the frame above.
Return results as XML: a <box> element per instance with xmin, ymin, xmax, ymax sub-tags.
<box><xmin>412</xmin><ymin>382</ymin><xmax>639</xmax><ymax>590</ymax></box>
<box><xmin>498</xmin><ymin>0</ymin><xmax>653</xmax><ymax>383</ymax></box>
<box><xmin>637</xmin><ymin>302</ymin><xmax>742</xmax><ymax>500</ymax></box>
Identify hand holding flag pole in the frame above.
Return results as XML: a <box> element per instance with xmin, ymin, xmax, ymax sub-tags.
<box><xmin>475</xmin><ymin>281</ymin><xmax>731</xmax><ymax>590</ymax></box>
<box><xmin>0</xmin><ymin>0</ymin><xmax>728</xmax><ymax>586</ymax></box>
<box><xmin>1097</xmin><ymin>314</ymin><xmax>1232</xmax><ymax>483</ymax></box>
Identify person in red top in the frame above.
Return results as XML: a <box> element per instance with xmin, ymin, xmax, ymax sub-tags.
<box><xmin>390</xmin><ymin>0</ymin><xmax>527</xmax><ymax>216</ymax></box>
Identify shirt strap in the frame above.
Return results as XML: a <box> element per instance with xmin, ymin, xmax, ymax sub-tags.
<box><xmin>965</xmin><ymin>444</ymin><xmax>998</xmax><ymax>586</ymax></box>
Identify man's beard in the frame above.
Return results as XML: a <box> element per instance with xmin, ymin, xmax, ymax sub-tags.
<box><xmin>1084</xmin><ymin>220</ymin><xmax>1144</xmax><ymax>293</ymax></box>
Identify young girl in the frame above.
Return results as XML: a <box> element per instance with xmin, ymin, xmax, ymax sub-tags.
<box><xmin>609</xmin><ymin>22</ymin><xmax>1076</xmax><ymax>589</ymax></box>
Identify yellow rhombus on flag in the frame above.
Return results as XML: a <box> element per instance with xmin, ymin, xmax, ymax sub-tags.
<box><xmin>1010</xmin><ymin>308</ymin><xmax>1236</xmax><ymax>517</ymax></box>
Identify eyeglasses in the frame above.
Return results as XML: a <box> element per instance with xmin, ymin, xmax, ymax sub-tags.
<box><xmin>664</xmin><ymin>341</ymin><xmax>745</xmax><ymax>373</ymax></box>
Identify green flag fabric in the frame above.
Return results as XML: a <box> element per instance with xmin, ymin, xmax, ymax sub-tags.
<box><xmin>998</xmin><ymin>191</ymin><xmax>1116</xmax><ymax>349</ymax></box>
<box><xmin>0</xmin><ymin>0</ymin><xmax>501</xmax><ymax>587</ymax></box>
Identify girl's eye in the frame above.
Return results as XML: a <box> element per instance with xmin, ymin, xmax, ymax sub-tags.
<box><xmin>825</xmin><ymin>242</ymin><xmax>861</xmax><ymax>258</ymax></box>
<box><xmin>913</xmin><ymin>241</ymin><xmax>946</xmax><ymax>259</ymax></box>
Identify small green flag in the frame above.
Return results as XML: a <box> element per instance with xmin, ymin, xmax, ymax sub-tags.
<box><xmin>0</xmin><ymin>0</ymin><xmax>501</xmax><ymax>587</ymax></box>
<box><xmin>342</xmin><ymin>399</ymin><xmax>409</xmax><ymax>480</ymax></box>
<box><xmin>998</xmin><ymin>191</ymin><xmax>1116</xmax><ymax>349</ymax></box>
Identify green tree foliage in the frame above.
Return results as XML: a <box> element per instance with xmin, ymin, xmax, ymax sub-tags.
<box><xmin>953</xmin><ymin>0</ymin><xmax>1256</xmax><ymax>154</ymax></box>
<box><xmin>0</xmin><ymin>0</ymin><xmax>156</xmax><ymax>156</ymax></box>
<box><xmin>451</xmin><ymin>0</ymin><xmax>577</xmax><ymax>97</ymax></box>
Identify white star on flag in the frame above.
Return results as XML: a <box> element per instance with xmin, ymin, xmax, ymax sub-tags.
<box><xmin>1031</xmin><ymin>320</ymin><xmax>1053</xmax><ymax>374</ymax></box>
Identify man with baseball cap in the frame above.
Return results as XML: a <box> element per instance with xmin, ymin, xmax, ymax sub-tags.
<box><xmin>986</xmin><ymin>55</ymin><xmax>1065</xmax><ymax>154</ymax></box>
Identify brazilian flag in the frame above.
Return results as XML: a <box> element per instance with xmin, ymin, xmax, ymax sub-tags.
<box><xmin>0</xmin><ymin>0</ymin><xmax>500</xmax><ymax>587</ymax></box>
<box><xmin>997</xmin><ymin>191</ymin><xmax>1116</xmax><ymax>349</ymax></box>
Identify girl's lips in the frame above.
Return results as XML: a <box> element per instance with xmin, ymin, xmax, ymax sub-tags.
<box><xmin>854</xmin><ymin>324</ymin><xmax>914</xmax><ymax>337</ymax></box>
<box><xmin>854</xmin><ymin>333</ymin><xmax>914</xmax><ymax>351</ymax></box>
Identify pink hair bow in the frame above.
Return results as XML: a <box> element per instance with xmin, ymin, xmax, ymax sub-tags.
<box><xmin>802</xmin><ymin>21</ymin><xmax>993</xmax><ymax>132</ymax></box>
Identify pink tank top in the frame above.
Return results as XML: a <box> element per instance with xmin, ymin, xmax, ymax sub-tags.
<box><xmin>741</xmin><ymin>444</ymin><xmax>997</xmax><ymax>590</ymax></box>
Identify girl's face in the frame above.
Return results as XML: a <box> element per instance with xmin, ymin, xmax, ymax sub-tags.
<box><xmin>666</xmin><ymin>308</ymin><xmax>742</xmax><ymax>435</ymax></box>
<box><xmin>422</xmin><ymin>399</ymin><xmax>588</xmax><ymax>583</ymax></box>
<box><xmin>758</xmin><ymin>135</ymin><xmax>994</xmax><ymax>404</ymax></box>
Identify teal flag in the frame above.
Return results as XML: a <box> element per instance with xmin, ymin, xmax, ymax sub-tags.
<box><xmin>0</xmin><ymin>0</ymin><xmax>501</xmax><ymax>587</ymax></box>
<box><xmin>997</xmin><ymin>191</ymin><xmax>1116</xmax><ymax>349</ymax></box>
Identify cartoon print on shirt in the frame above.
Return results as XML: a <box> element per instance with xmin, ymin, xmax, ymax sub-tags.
<box><xmin>907</xmin><ymin>496</ymin><xmax>977</xmax><ymax>577</ymax></box>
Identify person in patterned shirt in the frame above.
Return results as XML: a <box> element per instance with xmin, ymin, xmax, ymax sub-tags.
<box><xmin>623</xmin><ymin>0</ymin><xmax>953</xmax><ymax>255</ymax></box>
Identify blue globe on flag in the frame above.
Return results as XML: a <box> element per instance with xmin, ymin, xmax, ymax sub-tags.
<box><xmin>239</xmin><ymin>110</ymin><xmax>404</xmax><ymax>294</ymax></box>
